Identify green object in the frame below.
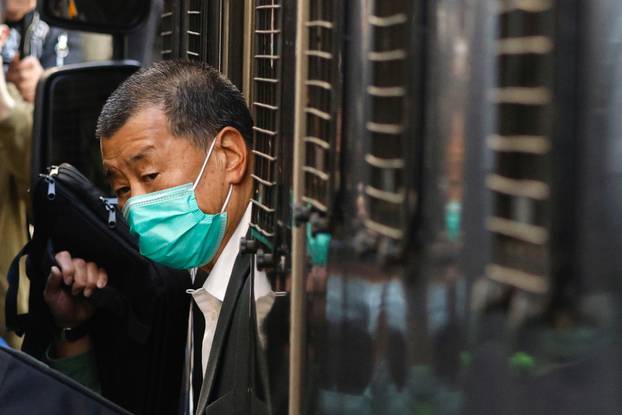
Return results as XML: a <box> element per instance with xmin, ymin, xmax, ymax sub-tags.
<box><xmin>459</xmin><ymin>351</ymin><xmax>472</xmax><ymax>369</ymax></box>
<box><xmin>445</xmin><ymin>201</ymin><xmax>462</xmax><ymax>241</ymax></box>
<box><xmin>47</xmin><ymin>349</ymin><xmax>101</xmax><ymax>393</ymax></box>
<box><xmin>122</xmin><ymin>139</ymin><xmax>231</xmax><ymax>269</ymax></box>
<box><xmin>306</xmin><ymin>223</ymin><xmax>331</xmax><ymax>266</ymax></box>
<box><xmin>251</xmin><ymin>227</ymin><xmax>274</xmax><ymax>251</ymax></box>
<box><xmin>510</xmin><ymin>351</ymin><xmax>536</xmax><ymax>374</ymax></box>
<box><xmin>414</xmin><ymin>402</ymin><xmax>434</xmax><ymax>415</ymax></box>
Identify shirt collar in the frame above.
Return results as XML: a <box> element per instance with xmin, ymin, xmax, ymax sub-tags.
<box><xmin>202</xmin><ymin>203</ymin><xmax>272</xmax><ymax>301</ymax></box>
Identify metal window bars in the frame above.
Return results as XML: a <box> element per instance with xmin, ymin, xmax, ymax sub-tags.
<box><xmin>160</xmin><ymin>0</ymin><xmax>180</xmax><ymax>60</ymax></box>
<box><xmin>485</xmin><ymin>0</ymin><xmax>555</xmax><ymax>294</ymax></box>
<box><xmin>360</xmin><ymin>0</ymin><xmax>415</xmax><ymax>262</ymax></box>
<box><xmin>183</xmin><ymin>0</ymin><xmax>204</xmax><ymax>61</ymax></box>
<box><xmin>160</xmin><ymin>0</ymin><xmax>207</xmax><ymax>62</ymax></box>
<box><xmin>158</xmin><ymin>0</ymin><xmax>222</xmax><ymax>68</ymax></box>
<box><xmin>299</xmin><ymin>0</ymin><xmax>343</xmax><ymax>227</ymax></box>
<box><xmin>250</xmin><ymin>0</ymin><xmax>282</xmax><ymax>255</ymax></box>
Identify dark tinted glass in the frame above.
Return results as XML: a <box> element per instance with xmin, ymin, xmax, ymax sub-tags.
<box><xmin>35</xmin><ymin>64</ymin><xmax>139</xmax><ymax>194</ymax></box>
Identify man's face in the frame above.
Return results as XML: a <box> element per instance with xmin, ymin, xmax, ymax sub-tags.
<box><xmin>101</xmin><ymin>106</ymin><xmax>229</xmax><ymax>214</ymax></box>
<box><xmin>5</xmin><ymin>0</ymin><xmax>35</xmax><ymax>22</ymax></box>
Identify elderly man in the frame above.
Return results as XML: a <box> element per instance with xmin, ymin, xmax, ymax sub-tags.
<box><xmin>43</xmin><ymin>60</ymin><xmax>274</xmax><ymax>414</ymax></box>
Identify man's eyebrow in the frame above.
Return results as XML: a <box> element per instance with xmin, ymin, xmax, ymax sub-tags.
<box><xmin>129</xmin><ymin>145</ymin><xmax>156</xmax><ymax>163</ymax></box>
<box><xmin>103</xmin><ymin>167</ymin><xmax>119</xmax><ymax>180</ymax></box>
<box><xmin>102</xmin><ymin>144</ymin><xmax>157</xmax><ymax>179</ymax></box>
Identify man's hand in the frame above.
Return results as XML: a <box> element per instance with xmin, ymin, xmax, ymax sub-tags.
<box><xmin>6</xmin><ymin>55</ymin><xmax>43</xmax><ymax>102</ymax></box>
<box><xmin>0</xmin><ymin>55</ymin><xmax>15</xmax><ymax>121</ymax></box>
<box><xmin>43</xmin><ymin>251</ymin><xmax>109</xmax><ymax>329</ymax></box>
<box><xmin>0</xmin><ymin>25</ymin><xmax>15</xmax><ymax>120</ymax></box>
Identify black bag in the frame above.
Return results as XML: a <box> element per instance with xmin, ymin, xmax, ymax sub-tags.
<box><xmin>0</xmin><ymin>346</ymin><xmax>130</xmax><ymax>414</ymax></box>
<box><xmin>7</xmin><ymin>162</ymin><xmax>154</xmax><ymax>352</ymax></box>
<box><xmin>5</xmin><ymin>163</ymin><xmax>192</xmax><ymax>414</ymax></box>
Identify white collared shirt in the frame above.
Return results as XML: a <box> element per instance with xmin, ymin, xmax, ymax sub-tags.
<box><xmin>184</xmin><ymin>203</ymin><xmax>274</xmax><ymax>412</ymax></box>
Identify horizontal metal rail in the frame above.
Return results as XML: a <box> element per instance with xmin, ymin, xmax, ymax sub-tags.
<box><xmin>486</xmin><ymin>174</ymin><xmax>550</xmax><ymax>200</ymax></box>
<box><xmin>365</xmin><ymin>185</ymin><xmax>405</xmax><ymax>204</ymax></box>
<box><xmin>365</xmin><ymin>153</ymin><xmax>405</xmax><ymax>169</ymax></box>
<box><xmin>486</xmin><ymin>263</ymin><xmax>548</xmax><ymax>294</ymax></box>
<box><xmin>364</xmin><ymin>218</ymin><xmax>404</xmax><ymax>240</ymax></box>
<box><xmin>486</xmin><ymin>216</ymin><xmax>549</xmax><ymax>245</ymax></box>
<box><xmin>368</xmin><ymin>13</ymin><xmax>408</xmax><ymax>27</ymax></box>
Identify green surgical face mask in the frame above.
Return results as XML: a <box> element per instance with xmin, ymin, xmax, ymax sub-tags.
<box><xmin>122</xmin><ymin>139</ymin><xmax>232</xmax><ymax>269</ymax></box>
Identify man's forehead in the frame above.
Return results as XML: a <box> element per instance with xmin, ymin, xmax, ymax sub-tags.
<box><xmin>101</xmin><ymin>134</ymin><xmax>157</xmax><ymax>162</ymax></box>
<box><xmin>100</xmin><ymin>106</ymin><xmax>204</xmax><ymax>173</ymax></box>
<box><xmin>100</xmin><ymin>107</ymin><xmax>169</xmax><ymax>157</ymax></box>
<box><xmin>106</xmin><ymin>106</ymin><xmax>168</xmax><ymax>139</ymax></box>
<box><xmin>102</xmin><ymin>145</ymin><xmax>154</xmax><ymax>181</ymax></box>
<box><xmin>103</xmin><ymin>142</ymin><xmax>155</xmax><ymax>166</ymax></box>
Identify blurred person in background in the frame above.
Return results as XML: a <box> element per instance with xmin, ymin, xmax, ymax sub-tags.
<box><xmin>0</xmin><ymin>0</ymin><xmax>34</xmax><ymax>348</ymax></box>
<box><xmin>0</xmin><ymin>0</ymin><xmax>83</xmax><ymax>349</ymax></box>
<box><xmin>2</xmin><ymin>0</ymin><xmax>83</xmax><ymax>102</ymax></box>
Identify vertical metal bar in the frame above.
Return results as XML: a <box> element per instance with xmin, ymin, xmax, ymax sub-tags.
<box><xmin>206</xmin><ymin>0</ymin><xmax>223</xmax><ymax>67</ymax></box>
<box><xmin>242</xmin><ymin>0</ymin><xmax>254</xmax><ymax>103</ymax></box>
<box><xmin>180</xmin><ymin>0</ymin><xmax>189</xmax><ymax>59</ymax></box>
<box><xmin>222</xmin><ymin>0</ymin><xmax>230</xmax><ymax>75</ymax></box>
<box><xmin>289</xmin><ymin>0</ymin><xmax>309</xmax><ymax>413</ymax></box>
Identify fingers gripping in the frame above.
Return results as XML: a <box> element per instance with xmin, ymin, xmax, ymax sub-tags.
<box><xmin>52</xmin><ymin>251</ymin><xmax>108</xmax><ymax>298</ymax></box>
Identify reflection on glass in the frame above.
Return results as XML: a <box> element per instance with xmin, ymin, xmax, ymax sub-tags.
<box><xmin>46</xmin><ymin>0</ymin><xmax>144</xmax><ymax>27</ymax></box>
<box><xmin>315</xmin><ymin>273</ymin><xmax>465</xmax><ymax>415</ymax></box>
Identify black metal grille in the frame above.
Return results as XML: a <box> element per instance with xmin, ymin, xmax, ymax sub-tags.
<box><xmin>363</xmin><ymin>0</ymin><xmax>410</xmax><ymax>242</ymax></box>
<box><xmin>250</xmin><ymin>0</ymin><xmax>282</xmax><ymax>247</ymax></box>
<box><xmin>160</xmin><ymin>0</ymin><xmax>179</xmax><ymax>60</ymax></box>
<box><xmin>485</xmin><ymin>0</ymin><xmax>555</xmax><ymax>294</ymax></box>
<box><xmin>301</xmin><ymin>0</ymin><xmax>342</xmax><ymax>216</ymax></box>
<box><xmin>184</xmin><ymin>0</ymin><xmax>204</xmax><ymax>61</ymax></box>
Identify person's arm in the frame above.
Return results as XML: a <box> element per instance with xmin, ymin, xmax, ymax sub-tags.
<box><xmin>6</xmin><ymin>54</ymin><xmax>43</xmax><ymax>102</ymax></box>
<box><xmin>0</xmin><ymin>77</ymin><xmax>33</xmax><ymax>191</ymax></box>
<box><xmin>0</xmin><ymin>76</ymin><xmax>16</xmax><ymax>119</ymax></box>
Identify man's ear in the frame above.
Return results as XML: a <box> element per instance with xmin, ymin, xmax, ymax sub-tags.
<box><xmin>217</xmin><ymin>126</ymin><xmax>248</xmax><ymax>185</ymax></box>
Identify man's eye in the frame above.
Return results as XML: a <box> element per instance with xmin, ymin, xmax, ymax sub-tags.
<box><xmin>115</xmin><ymin>186</ymin><xmax>130</xmax><ymax>196</ymax></box>
<box><xmin>143</xmin><ymin>172</ymin><xmax>159</xmax><ymax>182</ymax></box>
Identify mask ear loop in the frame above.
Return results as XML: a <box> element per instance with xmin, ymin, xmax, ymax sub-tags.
<box><xmin>193</xmin><ymin>137</ymin><xmax>234</xmax><ymax>214</ymax></box>
<box><xmin>220</xmin><ymin>185</ymin><xmax>234</xmax><ymax>213</ymax></box>
<box><xmin>192</xmin><ymin>137</ymin><xmax>219</xmax><ymax>191</ymax></box>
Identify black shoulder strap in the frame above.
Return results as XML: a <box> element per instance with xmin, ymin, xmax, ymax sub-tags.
<box><xmin>6</xmin><ymin>232</ymin><xmax>64</xmax><ymax>338</ymax></box>
<box><xmin>5</xmin><ymin>241</ymin><xmax>32</xmax><ymax>336</ymax></box>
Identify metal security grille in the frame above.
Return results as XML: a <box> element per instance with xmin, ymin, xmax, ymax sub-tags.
<box><xmin>183</xmin><ymin>0</ymin><xmax>205</xmax><ymax>61</ymax></box>
<box><xmin>362</xmin><ymin>0</ymin><xmax>412</xmax><ymax>247</ymax></box>
<box><xmin>160</xmin><ymin>0</ymin><xmax>207</xmax><ymax>62</ymax></box>
<box><xmin>485</xmin><ymin>0</ymin><xmax>555</xmax><ymax>294</ymax></box>
<box><xmin>301</xmin><ymin>0</ymin><xmax>342</xmax><ymax>216</ymax></box>
<box><xmin>250</xmin><ymin>0</ymin><xmax>282</xmax><ymax>249</ymax></box>
<box><xmin>160</xmin><ymin>1</ymin><xmax>245</xmax><ymax>88</ymax></box>
<box><xmin>160</xmin><ymin>0</ymin><xmax>179</xmax><ymax>60</ymax></box>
